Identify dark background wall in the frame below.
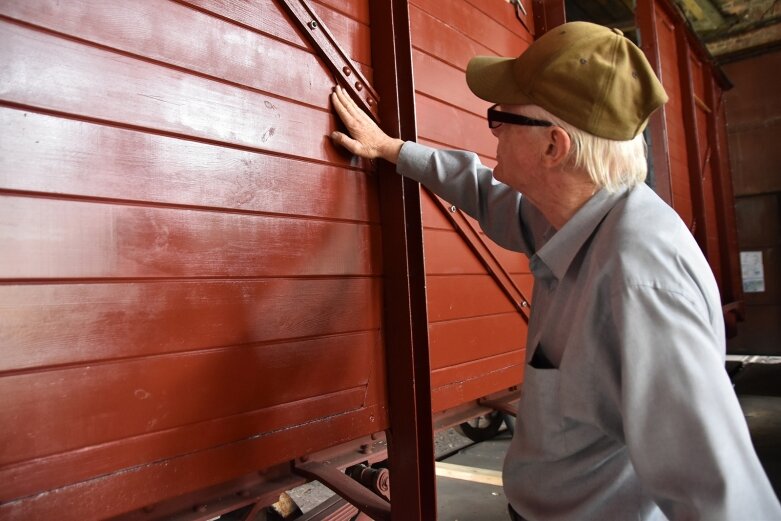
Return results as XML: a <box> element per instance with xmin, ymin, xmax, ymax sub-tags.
<box><xmin>724</xmin><ymin>49</ymin><xmax>781</xmax><ymax>355</ymax></box>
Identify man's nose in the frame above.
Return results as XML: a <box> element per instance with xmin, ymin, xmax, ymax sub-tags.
<box><xmin>490</xmin><ymin>124</ymin><xmax>502</xmax><ymax>138</ymax></box>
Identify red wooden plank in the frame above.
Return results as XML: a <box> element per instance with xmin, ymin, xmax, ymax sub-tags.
<box><xmin>511</xmin><ymin>273</ymin><xmax>535</xmax><ymax>300</ymax></box>
<box><xmin>412</xmin><ymin>48</ymin><xmax>488</xmax><ymax>118</ymax></box>
<box><xmin>0</xmin><ymin>386</ymin><xmax>365</xmax><ymax>502</ymax></box>
<box><xmin>415</xmin><ymin>93</ymin><xmax>497</xmax><ymax>159</ymax></box>
<box><xmin>424</xmin><ymin>229</ymin><xmax>486</xmax><ymax>274</ymax></box>
<box><xmin>314</xmin><ymin>0</ymin><xmax>370</xmax><ymax>25</ymax></box>
<box><xmin>277</xmin><ymin>0</ymin><xmax>378</xmax><ymax>121</ymax></box>
<box><xmin>410</xmin><ymin>0</ymin><xmax>527</xmax><ymax>58</ymax></box>
<box><xmin>462</xmin><ymin>0</ymin><xmax>534</xmax><ymax>43</ymax></box>
<box><xmin>429</xmin><ymin>313</ymin><xmax>525</xmax><ymax>369</ymax></box>
<box><xmin>0</xmin><ymin>109</ymin><xmax>378</xmax><ymax>223</ymax></box>
<box><xmin>0</xmin><ymin>404</ymin><xmax>384</xmax><ymax>521</ymax></box>
<box><xmin>0</xmin><ymin>278</ymin><xmax>381</xmax><ymax>371</ymax></box>
<box><xmin>430</xmin><ymin>350</ymin><xmax>524</xmax><ymax>388</ymax></box>
<box><xmin>0</xmin><ymin>21</ymin><xmax>351</xmax><ymax>167</ymax></box>
<box><xmin>427</xmin><ymin>194</ymin><xmax>530</xmax><ymax>318</ymax></box>
<box><xmin>427</xmin><ymin>274</ymin><xmax>517</xmax><ymax>322</ymax></box>
<box><xmin>431</xmin><ymin>364</ymin><xmax>523</xmax><ymax>412</ymax></box>
<box><xmin>309</xmin><ymin>0</ymin><xmax>372</xmax><ymax>67</ymax></box>
<box><xmin>409</xmin><ymin>5</ymin><xmax>496</xmax><ymax>72</ymax></box>
<box><xmin>421</xmin><ymin>189</ymin><xmax>456</xmax><ymax>230</ymax></box>
<box><xmin>0</xmin><ymin>196</ymin><xmax>381</xmax><ymax>280</ymax></box>
<box><xmin>481</xmin><ymin>236</ymin><xmax>531</xmax><ymax>274</ymax></box>
<box><xmin>179</xmin><ymin>0</ymin><xmax>371</xmax><ymax>66</ymax></box>
<box><xmin>0</xmin><ymin>0</ymin><xmax>336</xmax><ymax>110</ymax></box>
<box><xmin>0</xmin><ymin>332</ymin><xmax>378</xmax><ymax>468</ymax></box>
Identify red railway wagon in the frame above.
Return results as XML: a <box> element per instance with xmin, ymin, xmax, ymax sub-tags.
<box><xmin>0</xmin><ymin>0</ymin><xmax>740</xmax><ymax>520</ymax></box>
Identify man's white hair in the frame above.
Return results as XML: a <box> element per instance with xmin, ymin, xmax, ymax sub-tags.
<box><xmin>522</xmin><ymin>105</ymin><xmax>649</xmax><ymax>192</ymax></box>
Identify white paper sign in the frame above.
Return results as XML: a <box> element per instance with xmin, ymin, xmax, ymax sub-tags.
<box><xmin>740</xmin><ymin>251</ymin><xmax>765</xmax><ymax>293</ymax></box>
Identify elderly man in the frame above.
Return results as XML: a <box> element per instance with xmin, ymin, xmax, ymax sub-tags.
<box><xmin>329</xmin><ymin>21</ymin><xmax>780</xmax><ymax>521</ymax></box>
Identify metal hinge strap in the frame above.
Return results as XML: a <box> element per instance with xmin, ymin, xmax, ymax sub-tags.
<box><xmin>432</xmin><ymin>195</ymin><xmax>532</xmax><ymax>321</ymax></box>
<box><xmin>277</xmin><ymin>0</ymin><xmax>380</xmax><ymax>121</ymax></box>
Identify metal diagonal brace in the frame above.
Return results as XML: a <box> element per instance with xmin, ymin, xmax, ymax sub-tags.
<box><xmin>431</xmin><ymin>195</ymin><xmax>532</xmax><ymax>322</ymax></box>
<box><xmin>277</xmin><ymin>0</ymin><xmax>380</xmax><ymax>122</ymax></box>
<box><xmin>294</xmin><ymin>460</ymin><xmax>391</xmax><ymax>521</ymax></box>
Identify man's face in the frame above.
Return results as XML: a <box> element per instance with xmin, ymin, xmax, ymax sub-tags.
<box><xmin>491</xmin><ymin>104</ymin><xmax>547</xmax><ymax>192</ymax></box>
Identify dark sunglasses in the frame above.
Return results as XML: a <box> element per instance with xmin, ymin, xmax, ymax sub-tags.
<box><xmin>487</xmin><ymin>104</ymin><xmax>553</xmax><ymax>129</ymax></box>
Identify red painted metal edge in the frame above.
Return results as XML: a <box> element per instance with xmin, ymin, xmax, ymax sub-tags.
<box><xmin>706</xmin><ymin>73</ymin><xmax>744</xmax><ymax>318</ymax></box>
<box><xmin>369</xmin><ymin>1</ymin><xmax>436</xmax><ymax>520</ymax></box>
<box><xmin>277</xmin><ymin>0</ymin><xmax>380</xmax><ymax>121</ymax></box>
<box><xmin>430</xmin><ymin>195</ymin><xmax>531</xmax><ymax>321</ymax></box>
<box><xmin>636</xmin><ymin>0</ymin><xmax>674</xmax><ymax>205</ymax></box>
<box><xmin>677</xmin><ymin>28</ymin><xmax>711</xmax><ymax>252</ymax></box>
<box><xmin>532</xmin><ymin>0</ymin><xmax>566</xmax><ymax>37</ymax></box>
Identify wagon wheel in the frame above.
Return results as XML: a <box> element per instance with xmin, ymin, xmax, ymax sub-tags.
<box><xmin>457</xmin><ymin>411</ymin><xmax>505</xmax><ymax>442</ymax></box>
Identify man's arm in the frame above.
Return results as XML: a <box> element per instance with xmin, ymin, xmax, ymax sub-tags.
<box><xmin>329</xmin><ymin>86</ymin><xmax>539</xmax><ymax>254</ymax></box>
<box><xmin>608</xmin><ymin>285</ymin><xmax>781</xmax><ymax>520</ymax></box>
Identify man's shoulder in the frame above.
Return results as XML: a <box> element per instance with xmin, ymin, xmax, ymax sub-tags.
<box><xmin>594</xmin><ymin>184</ymin><xmax>714</xmax><ymax>295</ymax></box>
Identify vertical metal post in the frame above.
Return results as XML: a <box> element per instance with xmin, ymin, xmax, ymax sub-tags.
<box><xmin>636</xmin><ymin>0</ymin><xmax>674</xmax><ymax>205</ymax></box>
<box><xmin>368</xmin><ymin>1</ymin><xmax>436</xmax><ymax>520</ymax></box>
<box><xmin>532</xmin><ymin>0</ymin><xmax>566</xmax><ymax>37</ymax></box>
<box><xmin>677</xmin><ymin>29</ymin><xmax>711</xmax><ymax>254</ymax></box>
<box><xmin>706</xmin><ymin>73</ymin><xmax>744</xmax><ymax>316</ymax></box>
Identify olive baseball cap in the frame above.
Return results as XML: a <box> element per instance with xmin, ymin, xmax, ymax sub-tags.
<box><xmin>466</xmin><ymin>21</ymin><xmax>668</xmax><ymax>140</ymax></box>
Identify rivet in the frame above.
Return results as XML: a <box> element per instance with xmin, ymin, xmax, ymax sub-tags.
<box><xmin>360</xmin><ymin>443</ymin><xmax>371</xmax><ymax>454</ymax></box>
<box><xmin>367</xmin><ymin>97</ymin><xmax>374</xmax><ymax>105</ymax></box>
<box><xmin>449</xmin><ymin>205</ymin><xmax>457</xmax><ymax>213</ymax></box>
<box><xmin>343</xmin><ymin>66</ymin><xmax>351</xmax><ymax>76</ymax></box>
<box><xmin>355</xmin><ymin>82</ymin><xmax>363</xmax><ymax>91</ymax></box>
<box><xmin>632</xmin><ymin>71</ymin><xmax>639</xmax><ymax>79</ymax></box>
<box><xmin>579</xmin><ymin>58</ymin><xmax>587</xmax><ymax>65</ymax></box>
<box><xmin>194</xmin><ymin>505</ymin><xmax>208</xmax><ymax>513</ymax></box>
<box><xmin>308</xmin><ymin>20</ymin><xmax>318</xmax><ymax>30</ymax></box>
<box><xmin>521</xmin><ymin>301</ymin><xmax>529</xmax><ymax>307</ymax></box>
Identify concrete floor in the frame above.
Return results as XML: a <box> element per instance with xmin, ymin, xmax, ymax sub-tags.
<box><xmin>436</xmin><ymin>431</ymin><xmax>512</xmax><ymax>521</ymax></box>
<box><xmin>284</xmin><ymin>359</ymin><xmax>781</xmax><ymax>520</ymax></box>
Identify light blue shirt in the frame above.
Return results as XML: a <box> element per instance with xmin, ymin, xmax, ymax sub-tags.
<box><xmin>398</xmin><ymin>141</ymin><xmax>781</xmax><ymax>521</ymax></box>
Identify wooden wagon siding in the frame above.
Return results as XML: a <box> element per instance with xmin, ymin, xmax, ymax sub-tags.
<box><xmin>408</xmin><ymin>0</ymin><xmax>533</xmax><ymax>414</ymax></box>
<box><xmin>0</xmin><ymin>0</ymin><xmax>746</xmax><ymax>518</ymax></box>
<box><xmin>0</xmin><ymin>0</ymin><xmax>388</xmax><ymax>518</ymax></box>
<box><xmin>637</xmin><ymin>0</ymin><xmax>743</xmax><ymax>312</ymax></box>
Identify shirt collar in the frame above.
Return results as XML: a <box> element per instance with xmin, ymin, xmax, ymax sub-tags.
<box><xmin>532</xmin><ymin>187</ymin><xmax>628</xmax><ymax>281</ymax></box>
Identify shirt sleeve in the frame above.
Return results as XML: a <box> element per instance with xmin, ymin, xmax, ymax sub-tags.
<box><xmin>396</xmin><ymin>141</ymin><xmax>539</xmax><ymax>254</ymax></box>
<box><xmin>608</xmin><ymin>284</ymin><xmax>781</xmax><ymax>520</ymax></box>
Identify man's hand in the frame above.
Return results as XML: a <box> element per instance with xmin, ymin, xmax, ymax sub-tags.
<box><xmin>330</xmin><ymin>85</ymin><xmax>404</xmax><ymax>164</ymax></box>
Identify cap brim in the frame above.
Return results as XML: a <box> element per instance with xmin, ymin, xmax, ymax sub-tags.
<box><xmin>466</xmin><ymin>56</ymin><xmax>533</xmax><ymax>105</ymax></box>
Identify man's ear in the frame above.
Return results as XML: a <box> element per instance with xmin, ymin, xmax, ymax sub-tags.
<box><xmin>542</xmin><ymin>127</ymin><xmax>571</xmax><ymax>167</ymax></box>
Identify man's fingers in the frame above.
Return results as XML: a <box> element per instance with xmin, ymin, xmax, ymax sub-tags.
<box><xmin>330</xmin><ymin>131</ymin><xmax>373</xmax><ymax>158</ymax></box>
<box><xmin>331</xmin><ymin>91</ymin><xmax>354</xmax><ymax>126</ymax></box>
<box><xmin>335</xmin><ymin>85</ymin><xmax>364</xmax><ymax>121</ymax></box>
